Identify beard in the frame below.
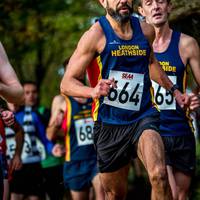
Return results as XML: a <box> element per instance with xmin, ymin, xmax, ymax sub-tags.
<box><xmin>106</xmin><ymin>1</ymin><xmax>133</xmax><ymax>23</ymax></box>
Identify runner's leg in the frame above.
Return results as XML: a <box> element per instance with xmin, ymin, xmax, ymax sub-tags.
<box><xmin>167</xmin><ymin>165</ymin><xmax>178</xmax><ymax>200</ymax></box>
<box><xmin>99</xmin><ymin>164</ymin><xmax>130</xmax><ymax>200</ymax></box>
<box><xmin>174</xmin><ymin>170</ymin><xmax>191</xmax><ymax>200</ymax></box>
<box><xmin>92</xmin><ymin>174</ymin><xmax>105</xmax><ymax>200</ymax></box>
<box><xmin>137</xmin><ymin>130</ymin><xmax>172</xmax><ymax>200</ymax></box>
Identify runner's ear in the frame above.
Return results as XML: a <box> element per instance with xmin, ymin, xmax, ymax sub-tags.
<box><xmin>98</xmin><ymin>0</ymin><xmax>106</xmax><ymax>9</ymax></box>
<box><xmin>138</xmin><ymin>6</ymin><xmax>145</xmax><ymax>17</ymax></box>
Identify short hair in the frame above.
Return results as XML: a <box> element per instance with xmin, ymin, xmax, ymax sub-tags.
<box><xmin>22</xmin><ymin>81</ymin><xmax>38</xmax><ymax>90</ymax></box>
<box><xmin>138</xmin><ymin>0</ymin><xmax>171</xmax><ymax>6</ymax></box>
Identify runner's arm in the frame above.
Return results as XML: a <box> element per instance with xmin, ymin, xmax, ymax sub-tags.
<box><xmin>13</xmin><ymin>121</ymin><xmax>24</xmax><ymax>158</ymax></box>
<box><xmin>141</xmin><ymin>22</ymin><xmax>187</xmax><ymax>106</ymax></box>
<box><xmin>60</xmin><ymin>24</ymin><xmax>116</xmax><ymax>99</ymax></box>
<box><xmin>9</xmin><ymin>120</ymin><xmax>24</xmax><ymax>171</ymax></box>
<box><xmin>180</xmin><ymin>35</ymin><xmax>200</xmax><ymax>110</ymax></box>
<box><xmin>60</xmin><ymin>27</ymin><xmax>98</xmax><ymax>98</ymax></box>
<box><xmin>186</xmin><ymin>37</ymin><xmax>200</xmax><ymax>88</ymax></box>
<box><xmin>149</xmin><ymin>53</ymin><xmax>174</xmax><ymax>91</ymax></box>
<box><xmin>0</xmin><ymin>42</ymin><xmax>23</xmax><ymax>103</ymax></box>
<box><xmin>46</xmin><ymin>95</ymin><xmax>65</xmax><ymax>141</ymax></box>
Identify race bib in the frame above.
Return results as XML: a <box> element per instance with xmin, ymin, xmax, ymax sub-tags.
<box><xmin>6</xmin><ymin>133</ymin><xmax>33</xmax><ymax>160</ymax></box>
<box><xmin>35</xmin><ymin>138</ymin><xmax>46</xmax><ymax>160</ymax></box>
<box><xmin>75</xmin><ymin>117</ymin><xmax>94</xmax><ymax>146</ymax></box>
<box><xmin>22</xmin><ymin>134</ymin><xmax>46</xmax><ymax>161</ymax></box>
<box><xmin>6</xmin><ymin>127</ymin><xmax>16</xmax><ymax>160</ymax></box>
<box><xmin>152</xmin><ymin>76</ymin><xmax>176</xmax><ymax>110</ymax></box>
<box><xmin>6</xmin><ymin>131</ymin><xmax>46</xmax><ymax>161</ymax></box>
<box><xmin>104</xmin><ymin>70</ymin><xmax>144</xmax><ymax>111</ymax></box>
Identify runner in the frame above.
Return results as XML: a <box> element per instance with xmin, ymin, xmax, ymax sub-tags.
<box><xmin>0</xmin><ymin>42</ymin><xmax>23</xmax><ymax>199</ymax></box>
<box><xmin>9</xmin><ymin>82</ymin><xmax>53</xmax><ymax>200</ymax></box>
<box><xmin>3</xmin><ymin>107</ymin><xmax>24</xmax><ymax>200</ymax></box>
<box><xmin>47</xmin><ymin>94</ymin><xmax>104</xmax><ymax>200</ymax></box>
<box><xmin>138</xmin><ymin>0</ymin><xmax>200</xmax><ymax>199</ymax></box>
<box><xmin>43</xmin><ymin>94</ymin><xmax>66</xmax><ymax>200</ymax></box>
<box><xmin>60</xmin><ymin>0</ymin><xmax>192</xmax><ymax>199</ymax></box>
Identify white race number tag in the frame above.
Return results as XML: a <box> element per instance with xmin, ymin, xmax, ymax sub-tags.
<box><xmin>6</xmin><ymin>127</ymin><xmax>16</xmax><ymax>160</ymax></box>
<box><xmin>104</xmin><ymin>70</ymin><xmax>144</xmax><ymax>111</ymax></box>
<box><xmin>21</xmin><ymin>134</ymin><xmax>46</xmax><ymax>160</ymax></box>
<box><xmin>75</xmin><ymin>117</ymin><xmax>94</xmax><ymax>146</ymax></box>
<box><xmin>152</xmin><ymin>76</ymin><xmax>176</xmax><ymax>110</ymax></box>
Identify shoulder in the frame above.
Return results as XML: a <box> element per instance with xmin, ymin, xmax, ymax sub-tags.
<box><xmin>179</xmin><ymin>33</ymin><xmax>199</xmax><ymax>57</ymax></box>
<box><xmin>85</xmin><ymin>21</ymin><xmax>104</xmax><ymax>39</ymax></box>
<box><xmin>139</xmin><ymin>20</ymin><xmax>155</xmax><ymax>45</ymax></box>
<box><xmin>77</xmin><ymin>21</ymin><xmax>105</xmax><ymax>53</ymax></box>
<box><xmin>52</xmin><ymin>94</ymin><xmax>66</xmax><ymax>112</ymax></box>
<box><xmin>180</xmin><ymin>33</ymin><xmax>199</xmax><ymax>51</ymax></box>
<box><xmin>52</xmin><ymin>95</ymin><xmax>65</xmax><ymax>104</ymax></box>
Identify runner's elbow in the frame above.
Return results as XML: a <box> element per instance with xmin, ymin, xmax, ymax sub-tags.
<box><xmin>60</xmin><ymin>81</ymin><xmax>70</xmax><ymax>97</ymax></box>
<box><xmin>10</xmin><ymin>85</ymin><xmax>24</xmax><ymax>105</ymax></box>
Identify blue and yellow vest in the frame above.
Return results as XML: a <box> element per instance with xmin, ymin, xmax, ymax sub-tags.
<box><xmin>63</xmin><ymin>97</ymin><xmax>96</xmax><ymax>161</ymax></box>
<box><xmin>87</xmin><ymin>16</ymin><xmax>157</xmax><ymax>125</ymax></box>
<box><xmin>153</xmin><ymin>31</ymin><xmax>193</xmax><ymax>136</ymax></box>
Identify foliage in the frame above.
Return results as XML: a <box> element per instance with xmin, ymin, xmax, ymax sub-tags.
<box><xmin>0</xmin><ymin>0</ymin><xmax>200</xmax><ymax>106</ymax></box>
<box><xmin>0</xmin><ymin>0</ymin><xmax>104</xmax><ymax>106</ymax></box>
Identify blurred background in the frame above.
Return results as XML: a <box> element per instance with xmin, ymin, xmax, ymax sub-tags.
<box><xmin>0</xmin><ymin>1</ymin><xmax>200</xmax><ymax>199</ymax></box>
<box><xmin>0</xmin><ymin>0</ymin><xmax>199</xmax><ymax>106</ymax></box>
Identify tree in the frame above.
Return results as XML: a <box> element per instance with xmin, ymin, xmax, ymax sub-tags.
<box><xmin>1</xmin><ymin>0</ymin><xmax>200</xmax><ymax>106</ymax></box>
<box><xmin>0</xmin><ymin>0</ymin><xmax>103</xmax><ymax>106</ymax></box>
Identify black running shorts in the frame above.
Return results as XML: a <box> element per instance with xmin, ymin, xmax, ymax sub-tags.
<box><xmin>93</xmin><ymin>113</ymin><xmax>160</xmax><ymax>172</ymax></box>
<box><xmin>10</xmin><ymin>162</ymin><xmax>44</xmax><ymax>197</ymax></box>
<box><xmin>162</xmin><ymin>134</ymin><xmax>196</xmax><ymax>175</ymax></box>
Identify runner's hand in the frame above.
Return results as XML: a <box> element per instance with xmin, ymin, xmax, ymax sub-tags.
<box><xmin>91</xmin><ymin>78</ymin><xmax>117</xmax><ymax>99</ymax></box>
<box><xmin>1</xmin><ymin>110</ymin><xmax>15</xmax><ymax>126</ymax></box>
<box><xmin>10</xmin><ymin>153</ymin><xmax>22</xmax><ymax>171</ymax></box>
<box><xmin>189</xmin><ymin>93</ymin><xmax>200</xmax><ymax>111</ymax></box>
<box><xmin>52</xmin><ymin>143</ymin><xmax>65</xmax><ymax>157</ymax></box>
<box><xmin>174</xmin><ymin>90</ymin><xmax>190</xmax><ymax>109</ymax></box>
